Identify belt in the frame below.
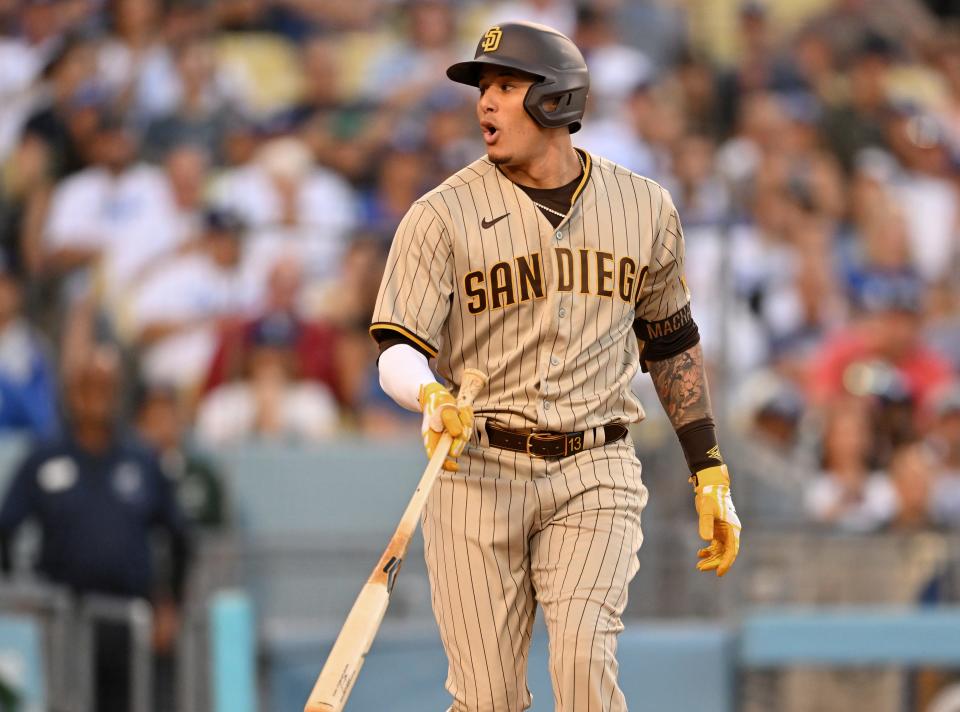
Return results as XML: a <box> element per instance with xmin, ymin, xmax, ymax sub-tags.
<box><xmin>484</xmin><ymin>422</ymin><xmax>628</xmax><ymax>459</ymax></box>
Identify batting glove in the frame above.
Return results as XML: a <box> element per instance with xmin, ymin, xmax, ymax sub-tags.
<box><xmin>691</xmin><ymin>465</ymin><xmax>741</xmax><ymax>577</ymax></box>
<box><xmin>419</xmin><ymin>382</ymin><xmax>474</xmax><ymax>472</ymax></box>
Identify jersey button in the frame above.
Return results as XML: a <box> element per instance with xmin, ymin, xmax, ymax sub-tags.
<box><xmin>543</xmin><ymin>401</ymin><xmax>552</xmax><ymax>410</ymax></box>
<box><xmin>555</xmin><ymin>230</ymin><xmax>563</xmax><ymax>240</ymax></box>
<box><xmin>550</xmin><ymin>356</ymin><xmax>559</xmax><ymax>366</ymax></box>
<box><xmin>558</xmin><ymin>308</ymin><xmax>566</xmax><ymax>318</ymax></box>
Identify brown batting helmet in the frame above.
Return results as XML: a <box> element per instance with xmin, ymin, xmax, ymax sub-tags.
<box><xmin>446</xmin><ymin>21</ymin><xmax>590</xmax><ymax>133</ymax></box>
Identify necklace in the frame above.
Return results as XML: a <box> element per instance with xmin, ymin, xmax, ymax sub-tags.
<box><xmin>532</xmin><ymin>151</ymin><xmax>586</xmax><ymax>220</ymax></box>
<box><xmin>532</xmin><ymin>202</ymin><xmax>568</xmax><ymax>219</ymax></box>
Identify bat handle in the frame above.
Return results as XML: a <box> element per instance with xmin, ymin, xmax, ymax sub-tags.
<box><xmin>457</xmin><ymin>368</ymin><xmax>487</xmax><ymax>408</ymax></box>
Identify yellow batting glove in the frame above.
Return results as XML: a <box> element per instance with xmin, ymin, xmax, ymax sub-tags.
<box><xmin>691</xmin><ymin>465</ymin><xmax>741</xmax><ymax>577</ymax></box>
<box><xmin>418</xmin><ymin>382</ymin><xmax>474</xmax><ymax>472</ymax></box>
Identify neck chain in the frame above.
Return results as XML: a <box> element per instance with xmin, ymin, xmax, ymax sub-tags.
<box><xmin>532</xmin><ymin>150</ymin><xmax>586</xmax><ymax>220</ymax></box>
<box><xmin>532</xmin><ymin>202</ymin><xmax>568</xmax><ymax>219</ymax></box>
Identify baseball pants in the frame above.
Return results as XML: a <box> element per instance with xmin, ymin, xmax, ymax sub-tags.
<box><xmin>422</xmin><ymin>435</ymin><xmax>648</xmax><ymax>712</ymax></box>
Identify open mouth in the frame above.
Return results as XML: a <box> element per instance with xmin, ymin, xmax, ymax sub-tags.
<box><xmin>481</xmin><ymin>121</ymin><xmax>499</xmax><ymax>144</ymax></box>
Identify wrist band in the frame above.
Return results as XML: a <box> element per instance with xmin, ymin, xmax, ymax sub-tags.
<box><xmin>676</xmin><ymin>417</ymin><xmax>723</xmax><ymax>473</ymax></box>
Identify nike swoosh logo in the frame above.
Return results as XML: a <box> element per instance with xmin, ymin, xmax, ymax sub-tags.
<box><xmin>481</xmin><ymin>212</ymin><xmax>510</xmax><ymax>229</ymax></box>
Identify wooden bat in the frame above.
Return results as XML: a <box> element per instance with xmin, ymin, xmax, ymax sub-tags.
<box><xmin>304</xmin><ymin>368</ymin><xmax>487</xmax><ymax>712</ymax></box>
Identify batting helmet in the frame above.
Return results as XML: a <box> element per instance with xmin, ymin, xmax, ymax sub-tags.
<box><xmin>446</xmin><ymin>22</ymin><xmax>590</xmax><ymax>133</ymax></box>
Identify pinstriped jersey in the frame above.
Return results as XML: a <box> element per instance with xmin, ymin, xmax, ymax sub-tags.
<box><xmin>371</xmin><ymin>151</ymin><xmax>691</xmax><ymax>432</ymax></box>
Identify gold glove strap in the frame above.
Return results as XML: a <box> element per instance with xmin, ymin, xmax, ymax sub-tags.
<box><xmin>690</xmin><ymin>464</ymin><xmax>730</xmax><ymax>491</ymax></box>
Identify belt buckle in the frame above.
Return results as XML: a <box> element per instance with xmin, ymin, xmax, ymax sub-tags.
<box><xmin>525</xmin><ymin>433</ymin><xmax>545</xmax><ymax>458</ymax></box>
<box><xmin>526</xmin><ymin>432</ymin><xmax>567</xmax><ymax>458</ymax></box>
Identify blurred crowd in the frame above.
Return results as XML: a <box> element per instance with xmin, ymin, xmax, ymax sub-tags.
<box><xmin>0</xmin><ymin>0</ymin><xmax>957</xmax><ymax>536</ymax></box>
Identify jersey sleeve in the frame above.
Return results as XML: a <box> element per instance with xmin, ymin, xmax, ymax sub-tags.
<box><xmin>634</xmin><ymin>188</ymin><xmax>691</xmax><ymax>323</ymax></box>
<box><xmin>370</xmin><ymin>200</ymin><xmax>453</xmax><ymax>358</ymax></box>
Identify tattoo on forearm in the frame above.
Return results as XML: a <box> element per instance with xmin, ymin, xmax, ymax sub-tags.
<box><xmin>647</xmin><ymin>343</ymin><xmax>713</xmax><ymax>429</ymax></box>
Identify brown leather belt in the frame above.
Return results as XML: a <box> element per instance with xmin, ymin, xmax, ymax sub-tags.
<box><xmin>484</xmin><ymin>422</ymin><xmax>628</xmax><ymax>459</ymax></box>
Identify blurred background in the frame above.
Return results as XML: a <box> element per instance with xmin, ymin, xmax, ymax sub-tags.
<box><xmin>0</xmin><ymin>0</ymin><xmax>959</xmax><ymax>710</ymax></box>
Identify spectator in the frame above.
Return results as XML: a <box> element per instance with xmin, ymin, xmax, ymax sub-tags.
<box><xmin>817</xmin><ymin>34</ymin><xmax>897</xmax><ymax>173</ymax></box>
<box><xmin>195</xmin><ymin>311</ymin><xmax>339</xmax><ymax>444</ymax></box>
<box><xmin>0</xmin><ymin>0</ymin><xmax>68</xmax><ymax>161</ymax></box>
<box><xmin>286</xmin><ymin>34</ymin><xmax>395</xmax><ymax>182</ymax></box>
<box><xmin>577</xmin><ymin>79</ymin><xmax>659</xmax><ymax>177</ymax></box>
<box><xmin>717</xmin><ymin>91</ymin><xmax>789</xmax><ymax>192</ymax></box>
<box><xmin>135</xmin><ymin>382</ymin><xmax>228</xmax><ymax>529</ymax></box>
<box><xmin>668</xmin><ymin>49</ymin><xmax>724</xmax><ymax>139</ymax></box>
<box><xmin>695</xmin><ymin>178</ymin><xmax>803</xmax><ymax>374</ymax></box>
<box><xmin>271</xmin><ymin>33</ymin><xmax>344</xmax><ymax>132</ymax></box>
<box><xmin>358</xmin><ymin>0</ymin><xmax>461</xmax><ymax>107</ymax></box>
<box><xmin>358</xmin><ymin>147</ymin><xmax>434</xmax><ymax>234</ymax></box>
<box><xmin>419</xmin><ymin>86</ymin><xmax>483</xmax><ymax>176</ymax></box>
<box><xmin>661</xmin><ymin>131</ymin><xmax>729</xmax><ymax>228</ymax></box>
<box><xmin>204</xmin><ymin>254</ymin><xmax>343</xmax><ymax>402</ymax></box>
<box><xmin>311</xmin><ymin>236</ymin><xmax>388</xmax><ymax>418</ymax></box>
<box><xmin>0</xmin><ymin>345</ymin><xmax>190</xmax><ymax>712</ymax></box>
<box><xmin>16</xmin><ymin>30</ymin><xmax>101</xmax><ymax>181</ymax></box>
<box><xmin>714</xmin><ymin>1</ymin><xmax>804</xmax><ymax>136</ymax></box>
<box><xmin>801</xmin><ymin>0</ymin><xmax>935</xmax><ymax>68</ymax></box>
<box><xmin>886</xmin><ymin>442</ymin><xmax>939</xmax><ymax>531</ymax></box>
<box><xmin>726</xmin><ymin>372</ymin><xmax>810</xmax><ymax>526</ymax></box>
<box><xmin>141</xmin><ymin>32</ymin><xmax>240</xmax><ymax>164</ymax></box>
<box><xmin>213</xmin><ymin>135</ymin><xmax>358</xmax><ymax>299</ymax></box>
<box><xmin>804</xmin><ymin>397</ymin><xmax>896</xmax><ymax>532</ymax></box>
<box><xmin>154</xmin><ymin>142</ymin><xmax>211</xmax><ymax>256</ymax></box>
<box><xmin>789</xmin><ymin>27</ymin><xmax>842</xmax><ymax>105</ymax></box>
<box><xmin>97</xmin><ymin>0</ymin><xmax>180</xmax><ymax>120</ymax></box>
<box><xmin>162</xmin><ymin>0</ymin><xmax>213</xmax><ymax>47</ymax></box>
<box><xmin>883</xmin><ymin>106</ymin><xmax>960</xmax><ymax>284</ymax></box>
<box><xmin>0</xmin><ymin>264</ymin><xmax>58</xmax><ymax>438</ymax></box>
<box><xmin>130</xmin><ymin>206</ymin><xmax>246</xmax><ymax>392</ymax></box>
<box><xmin>0</xmin><ymin>127</ymin><xmax>50</xmax><ymax>279</ymax></box>
<box><xmin>40</xmin><ymin>110</ymin><xmax>185</xmax><ymax>313</ymax></box>
<box><xmin>573</xmin><ymin>4</ymin><xmax>654</xmax><ymax>119</ymax></box>
<box><xmin>766</xmin><ymin>244</ymin><xmax>846</xmax><ymax>385</ymax></box>
<box><xmin>4</xmin><ymin>31</ymin><xmax>102</xmax><ymax>278</ymax></box>
<box><xmin>929</xmin><ymin>386</ymin><xmax>960</xmax><ymax>528</ymax></box>
<box><xmin>808</xmin><ymin>272</ymin><xmax>954</xmax><ymax>417</ymax></box>
<box><xmin>840</xmin><ymin>156</ymin><xmax>910</xmax><ymax>283</ymax></box>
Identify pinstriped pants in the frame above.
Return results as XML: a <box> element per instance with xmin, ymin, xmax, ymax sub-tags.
<box><xmin>422</xmin><ymin>436</ymin><xmax>648</xmax><ymax>712</ymax></box>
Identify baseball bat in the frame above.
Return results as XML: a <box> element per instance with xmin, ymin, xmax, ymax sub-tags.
<box><xmin>304</xmin><ymin>368</ymin><xmax>487</xmax><ymax>712</ymax></box>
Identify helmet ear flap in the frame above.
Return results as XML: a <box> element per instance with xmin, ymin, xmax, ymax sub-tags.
<box><xmin>537</xmin><ymin>92</ymin><xmax>565</xmax><ymax>113</ymax></box>
<box><xmin>523</xmin><ymin>82</ymin><xmax>588</xmax><ymax>132</ymax></box>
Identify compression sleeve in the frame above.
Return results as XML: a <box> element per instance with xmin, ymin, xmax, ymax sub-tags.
<box><xmin>378</xmin><ymin>344</ymin><xmax>438</xmax><ymax>412</ymax></box>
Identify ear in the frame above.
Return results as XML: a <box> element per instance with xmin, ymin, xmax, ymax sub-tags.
<box><xmin>542</xmin><ymin>96</ymin><xmax>562</xmax><ymax>112</ymax></box>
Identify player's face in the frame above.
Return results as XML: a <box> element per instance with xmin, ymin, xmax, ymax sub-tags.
<box><xmin>477</xmin><ymin>67</ymin><xmax>544</xmax><ymax>167</ymax></box>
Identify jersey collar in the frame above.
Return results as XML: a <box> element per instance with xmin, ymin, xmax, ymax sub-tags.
<box><xmin>569</xmin><ymin>148</ymin><xmax>592</xmax><ymax>206</ymax></box>
<box><xmin>493</xmin><ymin>148</ymin><xmax>593</xmax><ymax>226</ymax></box>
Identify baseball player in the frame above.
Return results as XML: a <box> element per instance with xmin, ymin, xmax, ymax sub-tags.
<box><xmin>370</xmin><ymin>21</ymin><xmax>741</xmax><ymax>711</ymax></box>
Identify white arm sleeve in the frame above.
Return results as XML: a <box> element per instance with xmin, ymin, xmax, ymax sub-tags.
<box><xmin>378</xmin><ymin>344</ymin><xmax>437</xmax><ymax>412</ymax></box>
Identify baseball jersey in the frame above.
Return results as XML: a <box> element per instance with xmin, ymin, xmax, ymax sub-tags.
<box><xmin>371</xmin><ymin>151</ymin><xmax>690</xmax><ymax>433</ymax></box>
